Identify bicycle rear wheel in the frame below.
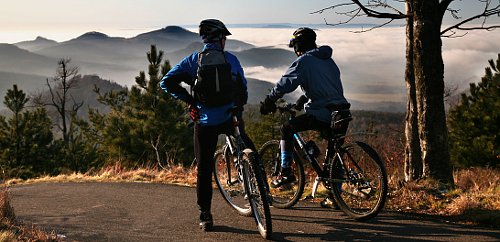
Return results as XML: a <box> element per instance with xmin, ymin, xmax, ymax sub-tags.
<box><xmin>242</xmin><ymin>149</ymin><xmax>272</xmax><ymax>239</ymax></box>
<box><xmin>213</xmin><ymin>146</ymin><xmax>252</xmax><ymax>216</ymax></box>
<box><xmin>330</xmin><ymin>141</ymin><xmax>388</xmax><ymax>221</ymax></box>
<box><xmin>259</xmin><ymin>140</ymin><xmax>305</xmax><ymax>209</ymax></box>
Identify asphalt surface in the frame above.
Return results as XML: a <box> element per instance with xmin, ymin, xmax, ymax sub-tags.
<box><xmin>8</xmin><ymin>182</ymin><xmax>500</xmax><ymax>242</ymax></box>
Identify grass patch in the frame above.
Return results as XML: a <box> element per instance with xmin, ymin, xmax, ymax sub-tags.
<box><xmin>7</xmin><ymin>163</ymin><xmax>198</xmax><ymax>187</ymax></box>
<box><xmin>0</xmin><ymin>187</ymin><xmax>61</xmax><ymax>241</ymax></box>
<box><xmin>386</xmin><ymin>167</ymin><xmax>500</xmax><ymax>228</ymax></box>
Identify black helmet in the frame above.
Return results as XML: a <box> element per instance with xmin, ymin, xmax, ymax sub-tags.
<box><xmin>199</xmin><ymin>19</ymin><xmax>231</xmax><ymax>42</ymax></box>
<box><xmin>288</xmin><ymin>27</ymin><xmax>317</xmax><ymax>51</ymax></box>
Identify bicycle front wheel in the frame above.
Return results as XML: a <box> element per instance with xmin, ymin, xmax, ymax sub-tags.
<box><xmin>213</xmin><ymin>146</ymin><xmax>252</xmax><ymax>216</ymax></box>
<box><xmin>242</xmin><ymin>149</ymin><xmax>272</xmax><ymax>239</ymax></box>
<box><xmin>330</xmin><ymin>141</ymin><xmax>388</xmax><ymax>221</ymax></box>
<box><xmin>259</xmin><ymin>140</ymin><xmax>305</xmax><ymax>209</ymax></box>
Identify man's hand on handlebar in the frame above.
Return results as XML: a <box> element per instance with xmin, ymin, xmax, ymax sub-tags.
<box><xmin>294</xmin><ymin>95</ymin><xmax>309</xmax><ymax>111</ymax></box>
<box><xmin>260</xmin><ymin>96</ymin><xmax>277</xmax><ymax>115</ymax></box>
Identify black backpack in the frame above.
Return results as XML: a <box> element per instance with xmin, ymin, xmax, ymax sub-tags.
<box><xmin>192</xmin><ymin>49</ymin><xmax>235</xmax><ymax>107</ymax></box>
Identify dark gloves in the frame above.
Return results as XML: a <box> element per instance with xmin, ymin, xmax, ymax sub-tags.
<box><xmin>295</xmin><ymin>95</ymin><xmax>309</xmax><ymax>111</ymax></box>
<box><xmin>260</xmin><ymin>96</ymin><xmax>276</xmax><ymax>115</ymax></box>
<box><xmin>188</xmin><ymin>104</ymin><xmax>200</xmax><ymax>122</ymax></box>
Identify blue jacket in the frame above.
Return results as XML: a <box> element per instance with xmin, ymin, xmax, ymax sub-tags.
<box><xmin>160</xmin><ymin>43</ymin><xmax>248</xmax><ymax>126</ymax></box>
<box><xmin>267</xmin><ymin>46</ymin><xmax>349</xmax><ymax>123</ymax></box>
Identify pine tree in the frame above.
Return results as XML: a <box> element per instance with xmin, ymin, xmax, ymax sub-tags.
<box><xmin>448</xmin><ymin>54</ymin><xmax>500</xmax><ymax>167</ymax></box>
<box><xmin>0</xmin><ymin>85</ymin><xmax>53</xmax><ymax>178</ymax></box>
<box><xmin>85</xmin><ymin>45</ymin><xmax>192</xmax><ymax>167</ymax></box>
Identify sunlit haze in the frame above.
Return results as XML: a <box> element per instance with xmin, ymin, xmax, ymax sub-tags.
<box><xmin>1</xmin><ymin>1</ymin><xmax>499</xmax><ymax>105</ymax></box>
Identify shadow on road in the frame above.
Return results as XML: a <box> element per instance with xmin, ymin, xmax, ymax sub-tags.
<box><xmin>269</xmin><ymin>204</ymin><xmax>500</xmax><ymax>241</ymax></box>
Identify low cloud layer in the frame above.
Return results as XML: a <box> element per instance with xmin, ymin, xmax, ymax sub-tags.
<box><xmin>231</xmin><ymin>27</ymin><xmax>499</xmax><ymax>103</ymax></box>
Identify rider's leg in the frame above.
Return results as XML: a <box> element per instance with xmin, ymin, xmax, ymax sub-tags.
<box><xmin>195</xmin><ymin>120</ymin><xmax>231</xmax><ymax>231</ymax></box>
<box><xmin>279</xmin><ymin>113</ymin><xmax>322</xmax><ymax>171</ymax></box>
<box><xmin>270</xmin><ymin>120</ymin><xmax>297</xmax><ymax>188</ymax></box>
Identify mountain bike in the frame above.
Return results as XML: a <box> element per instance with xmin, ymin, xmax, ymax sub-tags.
<box><xmin>213</xmin><ymin>110</ymin><xmax>272</xmax><ymax>239</ymax></box>
<box><xmin>258</xmin><ymin>101</ymin><xmax>388</xmax><ymax>221</ymax></box>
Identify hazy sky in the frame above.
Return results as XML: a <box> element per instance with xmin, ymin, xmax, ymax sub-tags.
<box><xmin>1</xmin><ymin>0</ymin><xmax>498</xmax><ymax>43</ymax></box>
<box><xmin>1</xmin><ymin>1</ymin><xmax>499</xmax><ymax>104</ymax></box>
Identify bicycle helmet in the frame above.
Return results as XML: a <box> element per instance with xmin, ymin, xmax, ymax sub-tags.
<box><xmin>199</xmin><ymin>19</ymin><xmax>231</xmax><ymax>42</ymax></box>
<box><xmin>288</xmin><ymin>27</ymin><xmax>317</xmax><ymax>53</ymax></box>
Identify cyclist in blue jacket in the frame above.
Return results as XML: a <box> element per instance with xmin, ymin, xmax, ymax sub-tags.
<box><xmin>160</xmin><ymin>19</ymin><xmax>256</xmax><ymax>231</ymax></box>
<box><xmin>260</xmin><ymin>27</ymin><xmax>350</xmax><ymax>188</ymax></box>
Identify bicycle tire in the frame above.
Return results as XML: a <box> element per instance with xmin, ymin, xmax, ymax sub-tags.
<box><xmin>258</xmin><ymin>140</ymin><xmax>305</xmax><ymax>209</ymax></box>
<box><xmin>213</xmin><ymin>146</ymin><xmax>252</xmax><ymax>217</ymax></box>
<box><xmin>242</xmin><ymin>149</ymin><xmax>273</xmax><ymax>239</ymax></box>
<box><xmin>329</xmin><ymin>141</ymin><xmax>388</xmax><ymax>221</ymax></box>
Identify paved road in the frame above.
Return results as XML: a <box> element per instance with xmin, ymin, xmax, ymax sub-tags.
<box><xmin>9</xmin><ymin>182</ymin><xmax>500</xmax><ymax>242</ymax></box>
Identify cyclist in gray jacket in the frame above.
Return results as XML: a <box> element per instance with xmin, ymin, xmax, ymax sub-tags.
<box><xmin>260</xmin><ymin>27</ymin><xmax>350</xmax><ymax>187</ymax></box>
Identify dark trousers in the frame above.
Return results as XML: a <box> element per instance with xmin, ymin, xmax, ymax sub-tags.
<box><xmin>280</xmin><ymin>113</ymin><xmax>349</xmax><ymax>155</ymax></box>
<box><xmin>280</xmin><ymin>113</ymin><xmax>331</xmax><ymax>141</ymax></box>
<box><xmin>194</xmin><ymin>117</ymin><xmax>256</xmax><ymax>213</ymax></box>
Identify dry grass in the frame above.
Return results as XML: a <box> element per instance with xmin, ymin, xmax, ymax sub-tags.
<box><xmin>7</xmin><ymin>162</ymin><xmax>199</xmax><ymax>187</ymax></box>
<box><xmin>386</xmin><ymin>167</ymin><xmax>500</xmax><ymax>227</ymax></box>
<box><xmin>0</xmin><ymin>187</ymin><xmax>62</xmax><ymax>241</ymax></box>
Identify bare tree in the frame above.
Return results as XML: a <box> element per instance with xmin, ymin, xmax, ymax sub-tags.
<box><xmin>313</xmin><ymin>0</ymin><xmax>500</xmax><ymax>184</ymax></box>
<box><xmin>41</xmin><ymin>58</ymin><xmax>83</xmax><ymax>145</ymax></box>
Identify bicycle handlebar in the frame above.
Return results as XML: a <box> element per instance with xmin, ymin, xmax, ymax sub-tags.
<box><xmin>276</xmin><ymin>103</ymin><xmax>297</xmax><ymax>116</ymax></box>
<box><xmin>276</xmin><ymin>95</ymin><xmax>309</xmax><ymax>116</ymax></box>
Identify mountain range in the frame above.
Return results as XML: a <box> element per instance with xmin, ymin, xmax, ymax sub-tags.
<box><xmin>0</xmin><ymin>26</ymin><xmax>295</xmax><ymax>106</ymax></box>
<box><xmin>0</xmin><ymin>25</ymin><xmax>404</xmax><ymax>112</ymax></box>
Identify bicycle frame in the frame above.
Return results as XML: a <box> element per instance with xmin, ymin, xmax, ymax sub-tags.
<box><xmin>214</xmin><ymin>114</ymin><xmax>273</xmax><ymax>238</ymax></box>
<box><xmin>291</xmin><ymin>131</ymin><xmax>337</xmax><ymax>198</ymax></box>
<box><xmin>263</xmin><ymin>102</ymin><xmax>387</xmax><ymax>221</ymax></box>
<box><xmin>275</xmin><ymin>104</ymin><xmax>347</xmax><ymax>199</ymax></box>
<box><xmin>222</xmin><ymin>116</ymin><xmax>248</xmax><ymax>186</ymax></box>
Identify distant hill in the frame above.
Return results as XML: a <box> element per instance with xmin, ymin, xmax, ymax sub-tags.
<box><xmin>5</xmin><ymin>26</ymin><xmax>261</xmax><ymax>86</ymax></box>
<box><xmin>236</xmin><ymin>47</ymin><xmax>296</xmax><ymax>68</ymax></box>
<box><xmin>246</xmin><ymin>78</ymin><xmax>274</xmax><ymax>104</ymax></box>
<box><xmin>0</xmin><ymin>44</ymin><xmax>59</xmax><ymax>77</ymax></box>
<box><xmin>0</xmin><ymin>71</ymin><xmax>49</xmax><ymax>109</ymax></box>
<box><xmin>34</xmin><ymin>75</ymin><xmax>125</xmax><ymax>120</ymax></box>
<box><xmin>0</xmin><ymin>73</ymin><xmax>125</xmax><ymax>117</ymax></box>
<box><xmin>14</xmin><ymin>36</ymin><xmax>58</xmax><ymax>52</ymax></box>
<box><xmin>350</xmin><ymin>100</ymin><xmax>406</xmax><ymax>113</ymax></box>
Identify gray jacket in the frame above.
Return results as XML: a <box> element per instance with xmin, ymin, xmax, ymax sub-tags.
<box><xmin>268</xmin><ymin>45</ymin><xmax>349</xmax><ymax>123</ymax></box>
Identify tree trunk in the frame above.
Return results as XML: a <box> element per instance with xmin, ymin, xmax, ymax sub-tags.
<box><xmin>404</xmin><ymin>1</ymin><xmax>423</xmax><ymax>181</ymax></box>
<box><xmin>412</xmin><ymin>0</ymin><xmax>453</xmax><ymax>184</ymax></box>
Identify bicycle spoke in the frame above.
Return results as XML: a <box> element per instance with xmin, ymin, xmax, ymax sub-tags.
<box><xmin>213</xmin><ymin>148</ymin><xmax>252</xmax><ymax>216</ymax></box>
<box><xmin>243</xmin><ymin>151</ymin><xmax>272</xmax><ymax>239</ymax></box>
<box><xmin>258</xmin><ymin>140</ymin><xmax>305</xmax><ymax>209</ymax></box>
<box><xmin>330</xmin><ymin>141</ymin><xmax>387</xmax><ymax>221</ymax></box>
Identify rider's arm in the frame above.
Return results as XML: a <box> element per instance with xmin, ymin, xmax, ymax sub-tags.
<box><xmin>268</xmin><ymin>60</ymin><xmax>304</xmax><ymax>102</ymax></box>
<box><xmin>160</xmin><ymin>54</ymin><xmax>197</xmax><ymax>104</ymax></box>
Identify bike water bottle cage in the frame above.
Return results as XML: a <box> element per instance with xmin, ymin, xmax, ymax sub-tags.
<box><xmin>304</xmin><ymin>140</ymin><xmax>320</xmax><ymax>158</ymax></box>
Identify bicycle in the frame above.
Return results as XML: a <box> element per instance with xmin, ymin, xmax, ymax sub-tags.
<box><xmin>213</xmin><ymin>110</ymin><xmax>272</xmax><ymax>239</ymax></box>
<box><xmin>258</xmin><ymin>100</ymin><xmax>388</xmax><ymax>221</ymax></box>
